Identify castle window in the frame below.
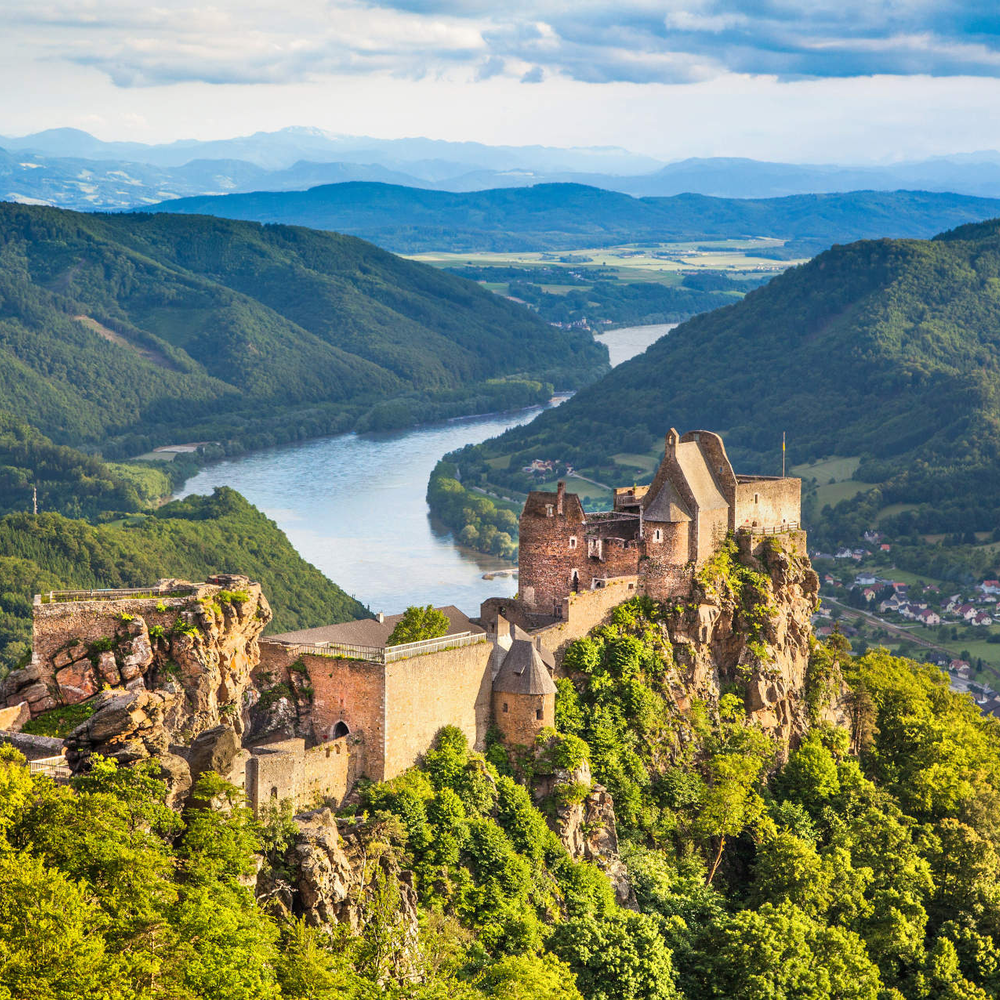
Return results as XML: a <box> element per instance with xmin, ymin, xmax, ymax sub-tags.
<box><xmin>545</xmin><ymin>504</ymin><xmax>554</xmax><ymax>517</ymax></box>
<box><xmin>270</xmin><ymin>786</ymin><xmax>278</xmax><ymax>799</ymax></box>
<box><xmin>569</xmin><ymin>536</ymin><xmax>577</xmax><ymax>549</ymax></box>
<box><xmin>754</xmin><ymin>493</ymin><xmax>759</xmax><ymax>504</ymax></box>
<box><xmin>536</xmin><ymin>708</ymin><xmax>543</xmax><ymax>720</ymax></box>
<box><xmin>654</xmin><ymin>528</ymin><xmax>662</xmax><ymax>542</ymax></box>
<box><xmin>503</xmin><ymin>702</ymin><xmax>509</xmax><ymax>713</ymax></box>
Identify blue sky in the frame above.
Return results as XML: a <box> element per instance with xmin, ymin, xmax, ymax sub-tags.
<box><xmin>4</xmin><ymin>0</ymin><xmax>1000</xmax><ymax>161</ymax></box>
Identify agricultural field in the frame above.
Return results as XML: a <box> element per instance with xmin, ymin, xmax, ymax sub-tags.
<box><xmin>407</xmin><ymin>238</ymin><xmax>802</xmax><ymax>285</ymax></box>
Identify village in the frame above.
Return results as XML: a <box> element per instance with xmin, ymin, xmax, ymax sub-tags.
<box><xmin>810</xmin><ymin>531</ymin><xmax>1000</xmax><ymax>717</ymax></box>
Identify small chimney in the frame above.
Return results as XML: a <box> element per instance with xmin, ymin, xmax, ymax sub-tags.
<box><xmin>376</xmin><ymin>612</ymin><xmax>384</xmax><ymax>623</ymax></box>
<box><xmin>665</xmin><ymin>428</ymin><xmax>679</xmax><ymax>455</ymax></box>
<box><xmin>556</xmin><ymin>480</ymin><xmax>565</xmax><ymax>515</ymax></box>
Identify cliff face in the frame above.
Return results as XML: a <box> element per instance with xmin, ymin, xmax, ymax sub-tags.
<box><xmin>4</xmin><ymin>575</ymin><xmax>271</xmax><ymax>731</ymax></box>
<box><xmin>532</xmin><ymin>735</ymin><xmax>636</xmax><ymax>908</ymax></box>
<box><xmin>661</xmin><ymin>531</ymin><xmax>843</xmax><ymax>743</ymax></box>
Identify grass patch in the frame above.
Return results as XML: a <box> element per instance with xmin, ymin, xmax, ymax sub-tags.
<box><xmin>791</xmin><ymin>455</ymin><xmax>861</xmax><ymax>482</ymax></box>
<box><xmin>22</xmin><ymin>700</ymin><xmax>97</xmax><ymax>737</ymax></box>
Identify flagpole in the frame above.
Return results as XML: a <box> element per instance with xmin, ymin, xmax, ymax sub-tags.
<box><xmin>782</xmin><ymin>431</ymin><xmax>786</xmax><ymax>477</ymax></box>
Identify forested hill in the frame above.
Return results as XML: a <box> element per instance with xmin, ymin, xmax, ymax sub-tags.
<box><xmin>0</xmin><ymin>202</ymin><xmax>606</xmax><ymax>457</ymax></box>
<box><xmin>147</xmin><ymin>182</ymin><xmax>1000</xmax><ymax>254</ymax></box>
<box><xmin>448</xmin><ymin>218</ymin><xmax>1000</xmax><ymax>539</ymax></box>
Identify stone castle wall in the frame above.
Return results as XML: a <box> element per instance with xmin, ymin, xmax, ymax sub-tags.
<box><xmin>258</xmin><ymin>638</ymin><xmax>492</xmax><ymax>784</ymax></box>
<box><xmin>31</xmin><ymin>596</ymin><xmax>189</xmax><ymax>697</ymax></box>
<box><xmin>245</xmin><ymin>735</ymin><xmax>357</xmax><ymax>813</ymax></box>
<box><xmin>516</xmin><ymin>576</ymin><xmax>641</xmax><ymax>668</ymax></box>
<box><xmin>382</xmin><ymin>640</ymin><xmax>492</xmax><ymax>781</ymax></box>
<box><xmin>734</xmin><ymin>478</ymin><xmax>801</xmax><ymax>530</ymax></box>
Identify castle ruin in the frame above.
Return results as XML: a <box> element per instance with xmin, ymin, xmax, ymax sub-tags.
<box><xmin>517</xmin><ymin>428</ymin><xmax>801</xmax><ymax>616</ymax></box>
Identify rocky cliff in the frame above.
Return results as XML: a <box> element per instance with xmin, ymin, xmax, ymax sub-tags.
<box><xmin>660</xmin><ymin>531</ymin><xmax>845</xmax><ymax>743</ymax></box>
<box><xmin>259</xmin><ymin>807</ymin><xmax>421</xmax><ymax>979</ymax></box>
<box><xmin>3</xmin><ymin>575</ymin><xmax>271</xmax><ymax>730</ymax></box>
<box><xmin>532</xmin><ymin>737</ymin><xmax>635</xmax><ymax>908</ymax></box>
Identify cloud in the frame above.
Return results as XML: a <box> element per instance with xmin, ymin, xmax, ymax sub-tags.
<box><xmin>6</xmin><ymin>0</ymin><xmax>1000</xmax><ymax>90</ymax></box>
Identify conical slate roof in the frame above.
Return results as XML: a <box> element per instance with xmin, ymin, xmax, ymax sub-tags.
<box><xmin>493</xmin><ymin>639</ymin><xmax>558</xmax><ymax>696</ymax></box>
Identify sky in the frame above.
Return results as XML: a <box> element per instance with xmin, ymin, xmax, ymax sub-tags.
<box><xmin>4</xmin><ymin>0</ymin><xmax>1000</xmax><ymax>162</ymax></box>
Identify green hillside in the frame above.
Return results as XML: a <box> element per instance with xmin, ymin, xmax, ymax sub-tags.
<box><xmin>0</xmin><ymin>485</ymin><xmax>368</xmax><ymax>675</ymax></box>
<box><xmin>439</xmin><ymin>218</ymin><xmax>1000</xmax><ymax>548</ymax></box>
<box><xmin>149</xmin><ymin>182</ymin><xmax>1000</xmax><ymax>254</ymax></box>
<box><xmin>0</xmin><ymin>202</ymin><xmax>606</xmax><ymax>457</ymax></box>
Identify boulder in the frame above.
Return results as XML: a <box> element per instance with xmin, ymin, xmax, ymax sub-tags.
<box><xmin>65</xmin><ymin>689</ymin><xmax>177</xmax><ymax>771</ymax></box>
<box><xmin>95</xmin><ymin>650</ymin><xmax>121</xmax><ymax>686</ymax></box>
<box><xmin>19</xmin><ymin>681</ymin><xmax>52</xmax><ymax>706</ymax></box>
<box><xmin>0</xmin><ymin>701</ymin><xmax>30</xmax><ymax>731</ymax></box>
<box><xmin>53</xmin><ymin>643</ymin><xmax>88</xmax><ymax>671</ymax></box>
<box><xmin>157</xmin><ymin>752</ymin><xmax>193</xmax><ymax>810</ymax></box>
<box><xmin>55</xmin><ymin>661</ymin><xmax>98</xmax><ymax>703</ymax></box>
<box><xmin>116</xmin><ymin>618</ymin><xmax>154</xmax><ymax>681</ymax></box>
<box><xmin>188</xmin><ymin>724</ymin><xmax>241</xmax><ymax>783</ymax></box>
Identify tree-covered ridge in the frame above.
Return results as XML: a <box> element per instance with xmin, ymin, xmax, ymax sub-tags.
<box><xmin>0</xmin><ymin>487</ymin><xmax>368</xmax><ymax>675</ymax></box>
<box><xmin>0</xmin><ymin>202</ymin><xmax>606</xmax><ymax>456</ymax></box>
<box><xmin>148</xmin><ymin>182</ymin><xmax>1000</xmax><ymax>255</ymax></box>
<box><xmin>0</xmin><ymin>411</ymin><xmax>185</xmax><ymax>519</ymax></box>
<box><xmin>441</xmin><ymin>218</ymin><xmax>1000</xmax><ymax>540</ymax></box>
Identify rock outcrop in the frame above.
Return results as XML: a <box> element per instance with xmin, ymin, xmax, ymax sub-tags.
<box><xmin>259</xmin><ymin>808</ymin><xmax>420</xmax><ymax>979</ymax></box>
<box><xmin>65</xmin><ymin>688</ymin><xmax>177</xmax><ymax>769</ymax></box>
<box><xmin>532</xmin><ymin>738</ymin><xmax>635</xmax><ymax>908</ymax></box>
<box><xmin>6</xmin><ymin>577</ymin><xmax>273</xmax><ymax>776</ymax></box>
<box><xmin>661</xmin><ymin>532</ymin><xmax>840</xmax><ymax>745</ymax></box>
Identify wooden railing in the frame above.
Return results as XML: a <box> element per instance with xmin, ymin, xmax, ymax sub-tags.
<box><xmin>271</xmin><ymin>630</ymin><xmax>487</xmax><ymax>664</ymax></box>
<box><xmin>738</xmin><ymin>521</ymin><xmax>800</xmax><ymax>536</ymax></box>
<box><xmin>38</xmin><ymin>586</ymin><xmax>196</xmax><ymax>605</ymax></box>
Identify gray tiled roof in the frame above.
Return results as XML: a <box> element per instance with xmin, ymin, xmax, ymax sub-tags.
<box><xmin>493</xmin><ymin>639</ymin><xmax>558</xmax><ymax>695</ymax></box>
<box><xmin>270</xmin><ymin>604</ymin><xmax>483</xmax><ymax>647</ymax></box>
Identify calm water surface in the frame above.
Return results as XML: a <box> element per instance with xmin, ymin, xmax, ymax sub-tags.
<box><xmin>178</xmin><ymin>323</ymin><xmax>674</xmax><ymax>616</ymax></box>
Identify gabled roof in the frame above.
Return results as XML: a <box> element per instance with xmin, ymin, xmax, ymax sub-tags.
<box><xmin>493</xmin><ymin>639</ymin><xmax>558</xmax><ymax>696</ymax></box>
<box><xmin>673</xmin><ymin>441</ymin><xmax>728</xmax><ymax>512</ymax></box>
<box><xmin>271</xmin><ymin>605</ymin><xmax>482</xmax><ymax>646</ymax></box>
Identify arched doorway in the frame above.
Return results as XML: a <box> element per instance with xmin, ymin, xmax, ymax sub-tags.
<box><xmin>332</xmin><ymin>720</ymin><xmax>350</xmax><ymax>739</ymax></box>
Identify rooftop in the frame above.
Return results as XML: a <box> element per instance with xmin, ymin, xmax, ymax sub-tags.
<box><xmin>269</xmin><ymin>604</ymin><xmax>484</xmax><ymax>648</ymax></box>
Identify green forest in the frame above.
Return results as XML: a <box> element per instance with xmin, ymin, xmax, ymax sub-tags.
<box><xmin>0</xmin><ymin>203</ymin><xmax>606</xmax><ymax>457</ymax></box>
<box><xmin>7</xmin><ymin>594</ymin><xmax>1000</xmax><ymax>999</ymax></box>
<box><xmin>149</xmin><ymin>182</ymin><xmax>1000</xmax><ymax>255</ymax></box>
<box><xmin>434</xmin><ymin>218</ymin><xmax>1000</xmax><ymax>550</ymax></box>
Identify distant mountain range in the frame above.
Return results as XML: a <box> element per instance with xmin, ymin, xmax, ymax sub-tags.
<box><xmin>9</xmin><ymin>127</ymin><xmax>1000</xmax><ymax>212</ymax></box>
<box><xmin>144</xmin><ymin>184</ymin><xmax>1000</xmax><ymax>256</ymax></box>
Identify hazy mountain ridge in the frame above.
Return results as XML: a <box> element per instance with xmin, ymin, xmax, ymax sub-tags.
<box><xmin>10</xmin><ymin>128</ymin><xmax>1000</xmax><ymax>211</ymax></box>
<box><xmin>145</xmin><ymin>182</ymin><xmax>1000</xmax><ymax>255</ymax></box>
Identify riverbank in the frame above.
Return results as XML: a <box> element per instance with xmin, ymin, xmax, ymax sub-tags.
<box><xmin>423</xmin><ymin>322</ymin><xmax>678</xmax><ymax>564</ymax></box>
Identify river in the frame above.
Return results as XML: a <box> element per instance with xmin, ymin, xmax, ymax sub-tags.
<box><xmin>178</xmin><ymin>322</ymin><xmax>676</xmax><ymax>615</ymax></box>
